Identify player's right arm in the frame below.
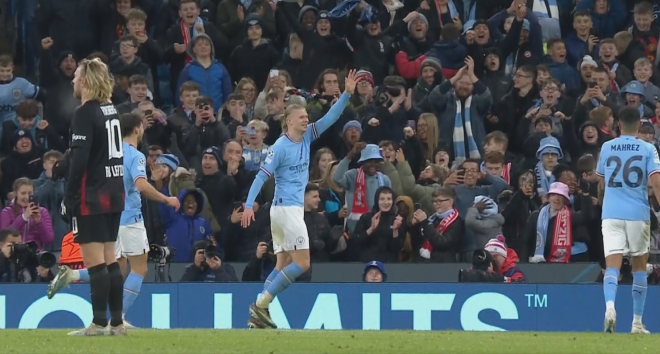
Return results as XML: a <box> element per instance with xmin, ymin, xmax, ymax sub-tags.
<box><xmin>131</xmin><ymin>151</ymin><xmax>180</xmax><ymax>210</ymax></box>
<box><xmin>65</xmin><ymin>106</ymin><xmax>94</xmax><ymax>207</ymax></box>
<box><xmin>245</xmin><ymin>144</ymin><xmax>281</xmax><ymax>210</ymax></box>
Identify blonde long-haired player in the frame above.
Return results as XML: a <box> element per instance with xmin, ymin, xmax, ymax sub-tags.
<box><xmin>240</xmin><ymin>70</ymin><xmax>357</xmax><ymax>329</ymax></box>
<box><xmin>63</xmin><ymin>58</ymin><xmax>127</xmax><ymax>336</ymax></box>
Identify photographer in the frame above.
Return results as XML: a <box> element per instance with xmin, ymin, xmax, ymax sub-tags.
<box><xmin>458</xmin><ymin>249</ymin><xmax>506</xmax><ymax>283</ymax></box>
<box><xmin>182</xmin><ymin>96</ymin><xmax>231</xmax><ymax>170</ymax></box>
<box><xmin>180</xmin><ymin>239</ymin><xmax>238</xmax><ymax>282</ymax></box>
<box><xmin>0</xmin><ymin>228</ymin><xmax>54</xmax><ymax>283</ymax></box>
<box><xmin>242</xmin><ymin>240</ymin><xmax>312</xmax><ymax>282</ymax></box>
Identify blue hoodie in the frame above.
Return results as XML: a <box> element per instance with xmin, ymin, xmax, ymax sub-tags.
<box><xmin>428</xmin><ymin>40</ymin><xmax>467</xmax><ymax>70</ymax></box>
<box><xmin>158</xmin><ymin>188</ymin><xmax>214</xmax><ymax>262</ymax></box>
<box><xmin>543</xmin><ymin>56</ymin><xmax>580</xmax><ymax>92</ymax></box>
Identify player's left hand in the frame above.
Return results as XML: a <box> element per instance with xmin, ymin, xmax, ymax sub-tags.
<box><xmin>165</xmin><ymin>196</ymin><xmax>180</xmax><ymax>211</ymax></box>
<box><xmin>241</xmin><ymin>208</ymin><xmax>255</xmax><ymax>228</ymax></box>
<box><xmin>344</xmin><ymin>69</ymin><xmax>357</xmax><ymax>95</ymax></box>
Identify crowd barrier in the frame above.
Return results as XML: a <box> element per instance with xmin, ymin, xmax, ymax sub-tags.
<box><xmin>0</xmin><ymin>283</ymin><xmax>656</xmax><ymax>332</ymax></box>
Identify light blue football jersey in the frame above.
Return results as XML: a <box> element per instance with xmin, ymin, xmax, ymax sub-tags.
<box><xmin>120</xmin><ymin>142</ymin><xmax>147</xmax><ymax>225</ymax></box>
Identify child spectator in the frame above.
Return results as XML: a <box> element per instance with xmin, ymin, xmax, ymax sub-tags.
<box><xmin>598</xmin><ymin>38</ymin><xmax>632</xmax><ymax>90</ymax></box>
<box><xmin>176</xmin><ymin>34</ymin><xmax>232</xmax><ymax>112</ymax></box>
<box><xmin>109</xmin><ymin>35</ymin><xmax>154</xmax><ymax>92</ymax></box>
<box><xmin>427</xmin><ymin>24</ymin><xmax>466</xmax><ymax>80</ymax></box>
<box><xmin>32</xmin><ymin>150</ymin><xmax>68</xmax><ymax>250</ymax></box>
<box><xmin>589</xmin><ymin>105</ymin><xmax>615</xmax><ymax>142</ymax></box>
<box><xmin>242</xmin><ymin>120</ymin><xmax>270</xmax><ymax>172</ymax></box>
<box><xmin>534</xmin><ymin>136</ymin><xmax>563</xmax><ymax>198</ymax></box>
<box><xmin>481</xmin><ymin>48</ymin><xmax>511</xmax><ymax>113</ymax></box>
<box><xmin>465</xmin><ymin>195</ymin><xmax>504</xmax><ymax>249</ymax></box>
<box><xmin>1</xmin><ymin>99</ymin><xmax>62</xmax><ymax>156</ymax></box>
<box><xmin>544</xmin><ymin>39</ymin><xmax>579</xmax><ymax>92</ymax></box>
<box><xmin>0</xmin><ymin>55</ymin><xmax>43</xmax><ymax>123</ymax></box>
<box><xmin>223</xmin><ymin>93</ymin><xmax>248</xmax><ymax>137</ymax></box>
<box><xmin>168</xmin><ymin>81</ymin><xmax>201</xmax><ymax>144</ymax></box>
<box><xmin>116</xmin><ymin>75</ymin><xmax>151</xmax><ymax>114</ymax></box>
<box><xmin>565</xmin><ymin>10</ymin><xmax>596</xmax><ymax>69</ymax></box>
<box><xmin>575</xmin><ymin>0</ymin><xmax>626</xmax><ymax>39</ymax></box>
<box><xmin>630</xmin><ymin>2</ymin><xmax>660</xmax><ymax>63</ymax></box>
<box><xmin>264</xmin><ymin>91</ymin><xmax>284</xmax><ymax>145</ymax></box>
<box><xmin>482</xmin><ymin>151</ymin><xmax>509</xmax><ymax>184</ymax></box>
<box><xmin>158</xmin><ymin>188</ymin><xmax>215</xmax><ymax>263</ymax></box>
<box><xmin>536</xmin><ymin>64</ymin><xmax>552</xmax><ymax>87</ymax></box>
<box><xmin>633</xmin><ymin>57</ymin><xmax>660</xmax><ymax>106</ymax></box>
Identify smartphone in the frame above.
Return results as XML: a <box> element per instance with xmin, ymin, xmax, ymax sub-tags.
<box><xmin>247</xmin><ymin>126</ymin><xmax>257</xmax><ymax>136</ymax></box>
<box><xmin>587</xmin><ymin>82</ymin><xmax>597</xmax><ymax>89</ymax></box>
<box><xmin>407</xmin><ymin>120</ymin><xmax>416</xmax><ymax>129</ymax></box>
<box><xmin>399</xmin><ymin>140</ymin><xmax>406</xmax><ymax>148</ymax></box>
<box><xmin>269</xmin><ymin>69</ymin><xmax>279</xmax><ymax>78</ymax></box>
<box><xmin>457</xmin><ymin>168</ymin><xmax>466</xmax><ymax>178</ymax></box>
<box><xmin>414</xmin><ymin>203</ymin><xmax>422</xmax><ymax>211</ymax></box>
<box><xmin>144</xmin><ymin>109</ymin><xmax>153</xmax><ymax>116</ymax></box>
<box><xmin>28</xmin><ymin>195</ymin><xmax>36</xmax><ymax>205</ymax></box>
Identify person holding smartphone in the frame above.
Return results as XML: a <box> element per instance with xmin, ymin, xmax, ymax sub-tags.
<box><xmin>0</xmin><ymin>178</ymin><xmax>54</xmax><ymax>251</ymax></box>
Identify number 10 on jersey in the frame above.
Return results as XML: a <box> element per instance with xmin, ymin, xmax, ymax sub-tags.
<box><xmin>105</xmin><ymin>119</ymin><xmax>124</xmax><ymax>178</ymax></box>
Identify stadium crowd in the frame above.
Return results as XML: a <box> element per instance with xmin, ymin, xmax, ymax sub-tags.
<box><xmin>2</xmin><ymin>0</ymin><xmax>660</xmax><ymax>283</ymax></box>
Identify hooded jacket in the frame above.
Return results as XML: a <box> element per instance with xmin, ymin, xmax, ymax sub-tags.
<box><xmin>176</xmin><ymin>34</ymin><xmax>233</xmax><ymax>110</ymax></box>
<box><xmin>158</xmin><ymin>188</ymin><xmax>214</xmax><ymax>263</ymax></box>
<box><xmin>0</xmin><ymin>202</ymin><xmax>54</xmax><ymax>251</ymax></box>
<box><xmin>1</xmin><ymin>114</ymin><xmax>63</xmax><ymax>156</ymax></box>
<box><xmin>351</xmin><ymin>186</ymin><xmax>405</xmax><ymax>262</ymax></box>
<box><xmin>230</xmin><ymin>38</ymin><xmax>280</xmax><ymax>90</ymax></box>
<box><xmin>498</xmin><ymin>248</ymin><xmax>527</xmax><ymax>282</ymax></box>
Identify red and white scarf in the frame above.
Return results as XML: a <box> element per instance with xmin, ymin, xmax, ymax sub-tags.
<box><xmin>181</xmin><ymin>17</ymin><xmax>204</xmax><ymax>63</ymax></box>
<box><xmin>349</xmin><ymin>168</ymin><xmax>384</xmax><ymax>219</ymax></box>
<box><xmin>419</xmin><ymin>208</ymin><xmax>458</xmax><ymax>259</ymax></box>
<box><xmin>548</xmin><ymin>207</ymin><xmax>572</xmax><ymax>263</ymax></box>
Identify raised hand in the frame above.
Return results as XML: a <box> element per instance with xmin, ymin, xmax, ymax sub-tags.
<box><xmin>344</xmin><ymin>69</ymin><xmax>357</xmax><ymax>95</ymax></box>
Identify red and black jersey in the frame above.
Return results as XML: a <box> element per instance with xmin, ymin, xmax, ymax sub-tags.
<box><xmin>65</xmin><ymin>100</ymin><xmax>125</xmax><ymax>216</ymax></box>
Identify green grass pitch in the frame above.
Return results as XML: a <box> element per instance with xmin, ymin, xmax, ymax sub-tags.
<box><xmin>3</xmin><ymin>329</ymin><xmax>660</xmax><ymax>353</ymax></box>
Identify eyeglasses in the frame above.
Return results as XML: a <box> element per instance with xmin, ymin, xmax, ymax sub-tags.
<box><xmin>513</xmin><ymin>73</ymin><xmax>530</xmax><ymax>79</ymax></box>
<box><xmin>463</xmin><ymin>168</ymin><xmax>478</xmax><ymax>174</ymax></box>
<box><xmin>358</xmin><ymin>81</ymin><xmax>372</xmax><ymax>87</ymax></box>
<box><xmin>432</xmin><ymin>198</ymin><xmax>451</xmax><ymax>204</ymax></box>
<box><xmin>120</xmin><ymin>44</ymin><xmax>135</xmax><ymax>49</ymax></box>
<box><xmin>543</xmin><ymin>87</ymin><xmax>559</xmax><ymax>92</ymax></box>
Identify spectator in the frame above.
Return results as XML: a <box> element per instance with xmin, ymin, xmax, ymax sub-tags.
<box><xmin>534</xmin><ymin>136</ymin><xmax>563</xmax><ymax>197</ymax></box>
<box><xmin>0</xmin><ymin>178</ymin><xmax>54</xmax><ymax>251</ymax></box>
<box><xmin>465</xmin><ymin>196</ymin><xmax>505</xmax><ymax>249</ymax></box>
<box><xmin>350</xmin><ymin>186</ymin><xmax>404</xmax><ymax>262</ymax></box>
<box><xmin>333</xmin><ymin>143</ymin><xmax>392</xmax><ymax>235</ymax></box>
<box><xmin>176</xmin><ymin>34</ymin><xmax>233</xmax><ymax>111</ymax></box>
<box><xmin>318</xmin><ymin>160</ymin><xmax>346</xmax><ymax>228</ymax></box>
<box><xmin>236</xmin><ymin>78</ymin><xmax>258</xmax><ymax>120</ymax></box>
<box><xmin>216</xmin><ymin>0</ymin><xmax>276</xmax><ymax>52</ymax></box>
<box><xmin>484</xmin><ymin>235</ymin><xmax>527</xmax><ymax>282</ymax></box>
<box><xmin>430</xmin><ymin>56</ymin><xmax>490</xmax><ymax>165</ymax></box>
<box><xmin>362</xmin><ymin>260</ymin><xmax>387</xmax><ymax>282</ymax></box>
<box><xmin>501</xmin><ymin>170</ymin><xmax>542</xmax><ymax>256</ymax></box>
<box><xmin>109</xmin><ymin>35</ymin><xmax>155</xmax><ymax>92</ymax></box>
<box><xmin>304</xmin><ymin>183</ymin><xmax>336</xmax><ymax>262</ymax></box>
<box><xmin>182</xmin><ymin>96</ymin><xmax>231</xmax><ymax>169</ymax></box>
<box><xmin>168</xmin><ymin>81</ymin><xmax>201</xmax><ymax>145</ymax></box>
<box><xmin>220</xmin><ymin>140</ymin><xmax>257</xmax><ymax>202</ymax></box>
<box><xmin>180</xmin><ymin>239</ymin><xmax>238</xmax><ymax>282</ymax></box>
<box><xmin>414</xmin><ymin>186</ymin><xmax>464</xmax><ymax>262</ymax></box>
<box><xmin>222</xmin><ymin>201</ymin><xmax>269</xmax><ymax>262</ymax></box>
<box><xmin>0</xmin><ymin>130</ymin><xmax>44</xmax><ymax>200</ymax></box>
<box><xmin>32</xmin><ymin>150</ymin><xmax>68</xmax><ymax>251</ymax></box>
<box><xmin>1</xmin><ymin>99</ymin><xmax>62</xmax><ymax>156</ymax></box>
<box><xmin>229</xmin><ymin>15</ymin><xmax>280</xmax><ymax>91</ymax></box>
<box><xmin>159</xmin><ymin>188</ymin><xmax>214</xmax><ymax>263</ymax></box>
<box><xmin>0</xmin><ymin>55</ymin><xmax>43</xmax><ymax>124</ymax></box>
<box><xmin>525</xmin><ymin>181</ymin><xmax>592</xmax><ymax>263</ymax></box>
<box><xmin>163</xmin><ymin>0</ymin><xmax>228</xmax><ymax>95</ymax></box>
<box><xmin>117</xmin><ymin>75</ymin><xmax>151</xmax><ymax>114</ymax></box>
<box><xmin>310</xmin><ymin>148</ymin><xmax>336</xmax><ymax>182</ymax></box>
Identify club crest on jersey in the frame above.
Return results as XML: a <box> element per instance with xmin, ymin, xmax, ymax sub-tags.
<box><xmin>296</xmin><ymin>236</ymin><xmax>305</xmax><ymax>245</ymax></box>
<box><xmin>200</xmin><ymin>227</ymin><xmax>205</xmax><ymax>234</ymax></box>
<box><xmin>12</xmin><ymin>89</ymin><xmax>21</xmax><ymax>100</ymax></box>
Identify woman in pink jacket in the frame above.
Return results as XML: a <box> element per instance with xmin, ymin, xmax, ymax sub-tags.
<box><xmin>0</xmin><ymin>177</ymin><xmax>54</xmax><ymax>250</ymax></box>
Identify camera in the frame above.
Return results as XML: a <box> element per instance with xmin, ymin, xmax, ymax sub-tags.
<box><xmin>204</xmin><ymin>244</ymin><xmax>220</xmax><ymax>260</ymax></box>
<box><xmin>148</xmin><ymin>244</ymin><xmax>176</xmax><ymax>263</ymax></box>
<box><xmin>10</xmin><ymin>241</ymin><xmax>56</xmax><ymax>268</ymax></box>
